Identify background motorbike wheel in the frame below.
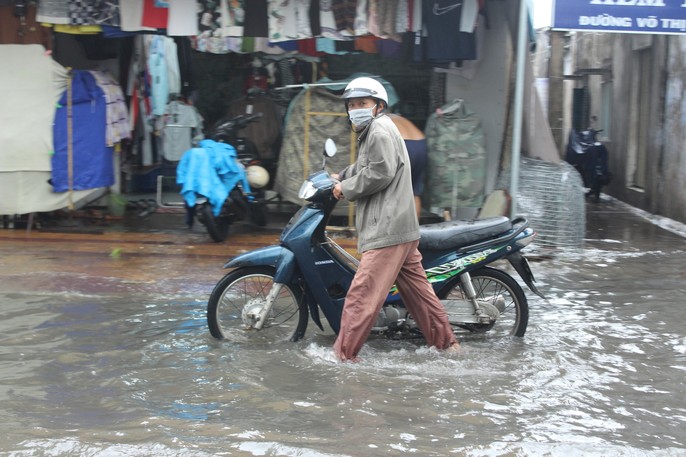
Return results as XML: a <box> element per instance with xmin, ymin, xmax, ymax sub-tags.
<box><xmin>438</xmin><ymin>266</ymin><xmax>529</xmax><ymax>337</ymax></box>
<box><xmin>199</xmin><ymin>203</ymin><xmax>230</xmax><ymax>242</ymax></box>
<box><xmin>207</xmin><ymin>266</ymin><xmax>308</xmax><ymax>343</ymax></box>
<box><xmin>249</xmin><ymin>200</ymin><xmax>268</xmax><ymax>227</ymax></box>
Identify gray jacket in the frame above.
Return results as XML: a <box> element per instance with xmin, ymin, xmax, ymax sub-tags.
<box><xmin>339</xmin><ymin>114</ymin><xmax>419</xmax><ymax>253</ymax></box>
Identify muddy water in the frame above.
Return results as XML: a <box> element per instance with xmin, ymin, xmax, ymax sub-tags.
<box><xmin>1</xmin><ymin>202</ymin><xmax>685</xmax><ymax>456</ymax></box>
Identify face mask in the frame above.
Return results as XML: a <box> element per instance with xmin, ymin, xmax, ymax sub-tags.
<box><xmin>348</xmin><ymin>105</ymin><xmax>377</xmax><ymax>128</ymax></box>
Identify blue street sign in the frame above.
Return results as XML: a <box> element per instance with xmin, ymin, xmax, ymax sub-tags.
<box><xmin>552</xmin><ymin>0</ymin><xmax>686</xmax><ymax>34</ymax></box>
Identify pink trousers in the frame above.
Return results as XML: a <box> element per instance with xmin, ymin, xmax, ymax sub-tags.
<box><xmin>333</xmin><ymin>239</ymin><xmax>457</xmax><ymax>361</ymax></box>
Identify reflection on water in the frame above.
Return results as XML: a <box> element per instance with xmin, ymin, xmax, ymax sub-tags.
<box><xmin>1</xmin><ymin>233</ymin><xmax>686</xmax><ymax>455</ymax></box>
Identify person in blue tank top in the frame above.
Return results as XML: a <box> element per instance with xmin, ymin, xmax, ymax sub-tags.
<box><xmin>389</xmin><ymin>114</ymin><xmax>427</xmax><ymax>220</ymax></box>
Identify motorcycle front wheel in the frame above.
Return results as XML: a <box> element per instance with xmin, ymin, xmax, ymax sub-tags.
<box><xmin>207</xmin><ymin>267</ymin><xmax>308</xmax><ymax>343</ymax></box>
<box><xmin>439</xmin><ymin>267</ymin><xmax>529</xmax><ymax>337</ymax></box>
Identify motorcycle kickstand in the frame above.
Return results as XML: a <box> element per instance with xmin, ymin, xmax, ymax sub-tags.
<box><xmin>252</xmin><ymin>283</ymin><xmax>284</xmax><ymax>330</ymax></box>
<box><xmin>459</xmin><ymin>272</ymin><xmax>490</xmax><ymax>323</ymax></box>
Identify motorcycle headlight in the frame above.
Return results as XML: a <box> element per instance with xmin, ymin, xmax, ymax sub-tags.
<box><xmin>298</xmin><ymin>180</ymin><xmax>317</xmax><ymax>200</ymax></box>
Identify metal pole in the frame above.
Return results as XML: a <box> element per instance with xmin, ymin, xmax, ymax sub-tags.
<box><xmin>510</xmin><ymin>0</ymin><xmax>529</xmax><ymax>218</ymax></box>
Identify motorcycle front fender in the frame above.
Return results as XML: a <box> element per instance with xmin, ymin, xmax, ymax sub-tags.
<box><xmin>223</xmin><ymin>246</ymin><xmax>329</xmax><ymax>333</ymax></box>
<box><xmin>507</xmin><ymin>252</ymin><xmax>546</xmax><ymax>299</ymax></box>
<box><xmin>223</xmin><ymin>245</ymin><xmax>297</xmax><ymax>284</ymax></box>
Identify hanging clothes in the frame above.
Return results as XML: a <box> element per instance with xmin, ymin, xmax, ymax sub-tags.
<box><xmin>168</xmin><ymin>1</ymin><xmax>198</xmax><ymax>36</ymax></box>
<box><xmin>146</xmin><ymin>35</ymin><xmax>180</xmax><ymax>115</ymax></box>
<box><xmin>422</xmin><ymin>0</ymin><xmax>477</xmax><ymax>64</ymax></box>
<box><xmin>424</xmin><ymin>99</ymin><xmax>487</xmax><ymax>211</ymax></box>
<box><xmin>376</xmin><ymin>0</ymin><xmax>400</xmax><ymax>39</ymax></box>
<box><xmin>319</xmin><ymin>0</ymin><xmax>349</xmax><ymax>39</ymax></box>
<box><xmin>141</xmin><ymin>0</ymin><xmax>168</xmax><ymax>29</ymax></box>
<box><xmin>353</xmin><ymin>0</ymin><xmax>368</xmax><ymax>35</ymax></box>
<box><xmin>119</xmin><ymin>0</ymin><xmax>157</xmax><ymax>32</ymax></box>
<box><xmin>67</xmin><ymin>0</ymin><xmax>120</xmax><ymax>26</ymax></box>
<box><xmin>88</xmin><ymin>70</ymin><xmax>131</xmax><ymax>147</ymax></box>
<box><xmin>331</xmin><ymin>0</ymin><xmax>356</xmax><ymax>35</ymax></box>
<box><xmin>243</xmin><ymin>0</ymin><xmax>268</xmax><ymax>37</ymax></box>
<box><xmin>175</xmin><ymin>37</ymin><xmax>195</xmax><ymax>98</ymax></box>
<box><xmin>267</xmin><ymin>0</ymin><xmax>312</xmax><ymax>42</ymax></box>
<box><xmin>147</xmin><ymin>34</ymin><xmax>168</xmax><ymax>116</ymax></box>
<box><xmin>159</xmin><ymin>100</ymin><xmax>204</xmax><ymax>162</ymax></box>
<box><xmin>220</xmin><ymin>0</ymin><xmax>245</xmax><ymax>37</ymax></box>
<box><xmin>37</xmin><ymin>0</ymin><xmax>70</xmax><ymax>24</ymax></box>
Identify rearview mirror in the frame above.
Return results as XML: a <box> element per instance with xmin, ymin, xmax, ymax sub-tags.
<box><xmin>324</xmin><ymin>138</ymin><xmax>337</xmax><ymax>158</ymax></box>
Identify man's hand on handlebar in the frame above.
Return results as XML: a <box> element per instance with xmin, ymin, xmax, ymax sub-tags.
<box><xmin>332</xmin><ymin>182</ymin><xmax>344</xmax><ymax>200</ymax></box>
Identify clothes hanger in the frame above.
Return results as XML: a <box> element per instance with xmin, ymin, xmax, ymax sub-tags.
<box><xmin>436</xmin><ymin>98</ymin><xmax>463</xmax><ymax>116</ymax></box>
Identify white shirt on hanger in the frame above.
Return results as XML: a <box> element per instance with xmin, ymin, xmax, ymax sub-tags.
<box><xmin>160</xmin><ymin>101</ymin><xmax>204</xmax><ymax>162</ymax></box>
<box><xmin>268</xmin><ymin>0</ymin><xmax>312</xmax><ymax>42</ymax></box>
<box><xmin>168</xmin><ymin>0</ymin><xmax>199</xmax><ymax>36</ymax></box>
<box><xmin>460</xmin><ymin>0</ymin><xmax>480</xmax><ymax>33</ymax></box>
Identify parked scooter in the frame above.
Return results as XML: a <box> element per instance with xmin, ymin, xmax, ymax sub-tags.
<box><xmin>178</xmin><ymin>113</ymin><xmax>270</xmax><ymax>242</ymax></box>
<box><xmin>565</xmin><ymin>127</ymin><xmax>612</xmax><ymax>203</ymax></box>
<box><xmin>207</xmin><ymin>139</ymin><xmax>545</xmax><ymax>345</ymax></box>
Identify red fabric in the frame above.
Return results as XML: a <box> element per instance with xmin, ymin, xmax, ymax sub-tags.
<box><xmin>408</xmin><ymin>0</ymin><xmax>414</xmax><ymax>31</ymax></box>
<box><xmin>130</xmin><ymin>85</ymin><xmax>139</xmax><ymax>131</ymax></box>
<box><xmin>243</xmin><ymin>73</ymin><xmax>268</xmax><ymax>93</ymax></box>
<box><xmin>297</xmin><ymin>38</ymin><xmax>323</xmax><ymax>57</ymax></box>
<box><xmin>354</xmin><ymin>35</ymin><xmax>380</xmax><ymax>53</ymax></box>
<box><xmin>141</xmin><ymin>0</ymin><xmax>169</xmax><ymax>29</ymax></box>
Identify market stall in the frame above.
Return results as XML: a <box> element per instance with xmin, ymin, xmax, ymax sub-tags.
<box><xmin>0</xmin><ymin>0</ymin><xmax>558</xmax><ymax>225</ymax></box>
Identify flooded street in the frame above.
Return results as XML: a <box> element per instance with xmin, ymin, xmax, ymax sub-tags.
<box><xmin>1</xmin><ymin>199</ymin><xmax>685</xmax><ymax>456</ymax></box>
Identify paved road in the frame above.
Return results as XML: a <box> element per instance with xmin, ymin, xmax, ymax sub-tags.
<box><xmin>0</xmin><ymin>206</ymin><xmax>357</xmax><ymax>298</ymax></box>
<box><xmin>1</xmin><ymin>197</ymin><xmax>686</xmax><ymax>456</ymax></box>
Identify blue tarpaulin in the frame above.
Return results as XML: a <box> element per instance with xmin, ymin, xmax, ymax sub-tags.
<box><xmin>51</xmin><ymin>70</ymin><xmax>114</xmax><ymax>193</ymax></box>
<box><xmin>176</xmin><ymin>139</ymin><xmax>251</xmax><ymax>216</ymax></box>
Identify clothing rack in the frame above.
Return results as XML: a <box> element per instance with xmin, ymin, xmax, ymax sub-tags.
<box><xmin>272</xmin><ymin>77</ymin><xmax>381</xmax><ymax>91</ymax></box>
<box><xmin>274</xmin><ymin>80</ymin><xmax>364</xmax><ymax>229</ymax></box>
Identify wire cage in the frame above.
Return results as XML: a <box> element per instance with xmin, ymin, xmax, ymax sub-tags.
<box><xmin>498</xmin><ymin>158</ymin><xmax>586</xmax><ymax>250</ymax></box>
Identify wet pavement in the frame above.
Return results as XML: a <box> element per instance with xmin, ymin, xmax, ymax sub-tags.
<box><xmin>0</xmin><ymin>196</ymin><xmax>685</xmax><ymax>456</ymax></box>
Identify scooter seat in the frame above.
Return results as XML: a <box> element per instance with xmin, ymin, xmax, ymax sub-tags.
<box><xmin>418</xmin><ymin>216</ymin><xmax>512</xmax><ymax>251</ymax></box>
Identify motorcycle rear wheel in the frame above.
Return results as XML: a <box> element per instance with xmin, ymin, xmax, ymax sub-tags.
<box><xmin>207</xmin><ymin>267</ymin><xmax>308</xmax><ymax>343</ymax></box>
<box><xmin>199</xmin><ymin>203</ymin><xmax>230</xmax><ymax>242</ymax></box>
<box><xmin>438</xmin><ymin>267</ymin><xmax>529</xmax><ymax>337</ymax></box>
<box><xmin>249</xmin><ymin>200</ymin><xmax>268</xmax><ymax>227</ymax></box>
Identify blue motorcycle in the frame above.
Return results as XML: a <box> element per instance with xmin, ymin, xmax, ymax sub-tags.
<box><xmin>207</xmin><ymin>140</ymin><xmax>545</xmax><ymax>343</ymax></box>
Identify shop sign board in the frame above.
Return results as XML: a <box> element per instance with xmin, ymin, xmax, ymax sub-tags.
<box><xmin>552</xmin><ymin>0</ymin><xmax>686</xmax><ymax>34</ymax></box>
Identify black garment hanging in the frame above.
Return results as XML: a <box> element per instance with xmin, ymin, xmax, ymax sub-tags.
<box><xmin>423</xmin><ymin>0</ymin><xmax>477</xmax><ymax>64</ymax></box>
<box><xmin>309</xmin><ymin>0</ymin><xmax>321</xmax><ymax>36</ymax></box>
<box><xmin>244</xmin><ymin>0</ymin><xmax>268</xmax><ymax>37</ymax></box>
<box><xmin>175</xmin><ymin>36</ymin><xmax>194</xmax><ymax>98</ymax></box>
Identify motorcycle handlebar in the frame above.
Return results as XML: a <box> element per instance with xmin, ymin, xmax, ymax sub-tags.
<box><xmin>211</xmin><ymin>112</ymin><xmax>263</xmax><ymax>137</ymax></box>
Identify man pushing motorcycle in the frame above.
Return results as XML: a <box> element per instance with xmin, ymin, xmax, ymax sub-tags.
<box><xmin>331</xmin><ymin>76</ymin><xmax>460</xmax><ymax>361</ymax></box>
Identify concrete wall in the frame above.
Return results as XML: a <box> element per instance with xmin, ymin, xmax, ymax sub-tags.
<box><xmin>661</xmin><ymin>38</ymin><xmax>686</xmax><ymax>222</ymax></box>
<box><xmin>442</xmin><ymin>1</ymin><xmax>512</xmax><ymax>203</ymax></box>
<box><xmin>571</xmin><ymin>32</ymin><xmax>686</xmax><ymax>224</ymax></box>
<box><xmin>440</xmin><ymin>1</ymin><xmax>562</xmax><ymax>221</ymax></box>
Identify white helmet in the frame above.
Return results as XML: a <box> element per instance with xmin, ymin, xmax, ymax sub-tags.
<box><xmin>342</xmin><ymin>77</ymin><xmax>388</xmax><ymax>107</ymax></box>
<box><xmin>246</xmin><ymin>165</ymin><xmax>269</xmax><ymax>189</ymax></box>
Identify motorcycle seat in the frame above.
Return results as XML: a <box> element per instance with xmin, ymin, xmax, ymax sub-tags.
<box><xmin>418</xmin><ymin>216</ymin><xmax>512</xmax><ymax>251</ymax></box>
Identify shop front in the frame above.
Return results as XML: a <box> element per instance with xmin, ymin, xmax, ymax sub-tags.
<box><xmin>0</xmin><ymin>1</ymin><xmax>557</xmax><ymax>227</ymax></box>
